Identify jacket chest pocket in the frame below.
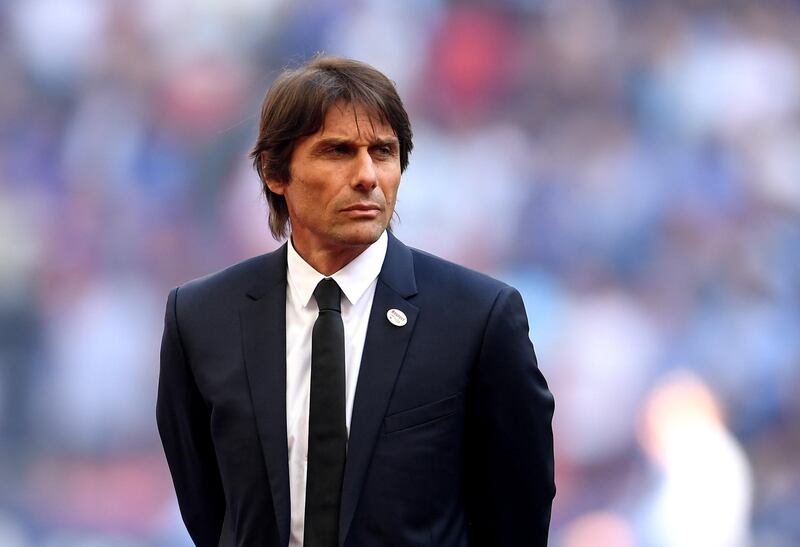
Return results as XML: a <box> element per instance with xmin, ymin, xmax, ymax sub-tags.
<box><xmin>383</xmin><ymin>392</ymin><xmax>463</xmax><ymax>435</ymax></box>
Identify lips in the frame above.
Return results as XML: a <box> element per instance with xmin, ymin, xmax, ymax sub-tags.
<box><xmin>341</xmin><ymin>203</ymin><xmax>382</xmax><ymax>212</ymax></box>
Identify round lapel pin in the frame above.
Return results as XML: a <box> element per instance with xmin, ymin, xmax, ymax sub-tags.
<box><xmin>386</xmin><ymin>308</ymin><xmax>407</xmax><ymax>327</ymax></box>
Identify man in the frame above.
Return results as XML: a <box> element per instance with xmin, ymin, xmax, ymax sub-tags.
<box><xmin>157</xmin><ymin>56</ymin><xmax>555</xmax><ymax>547</ymax></box>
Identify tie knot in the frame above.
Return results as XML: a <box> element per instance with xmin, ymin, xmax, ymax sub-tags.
<box><xmin>313</xmin><ymin>278</ymin><xmax>342</xmax><ymax>312</ymax></box>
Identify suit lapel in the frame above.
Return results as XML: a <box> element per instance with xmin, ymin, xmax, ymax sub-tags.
<box><xmin>240</xmin><ymin>244</ymin><xmax>291</xmax><ymax>547</ymax></box>
<box><xmin>339</xmin><ymin>233</ymin><xmax>418</xmax><ymax>546</ymax></box>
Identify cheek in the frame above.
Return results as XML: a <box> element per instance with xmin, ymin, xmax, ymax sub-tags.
<box><xmin>380</xmin><ymin>168</ymin><xmax>401</xmax><ymax>202</ymax></box>
<box><xmin>285</xmin><ymin>187</ymin><xmax>321</xmax><ymax>225</ymax></box>
<box><xmin>290</xmin><ymin>178</ymin><xmax>327</xmax><ymax>210</ymax></box>
<box><xmin>384</xmin><ymin>180</ymin><xmax>400</xmax><ymax>206</ymax></box>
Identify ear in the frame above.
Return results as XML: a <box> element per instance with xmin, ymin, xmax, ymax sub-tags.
<box><xmin>261</xmin><ymin>154</ymin><xmax>288</xmax><ymax>195</ymax></box>
<box><xmin>266</xmin><ymin>178</ymin><xmax>287</xmax><ymax>196</ymax></box>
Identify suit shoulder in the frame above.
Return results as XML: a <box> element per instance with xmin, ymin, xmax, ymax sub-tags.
<box><xmin>408</xmin><ymin>246</ymin><xmax>511</xmax><ymax>299</ymax></box>
<box><xmin>174</xmin><ymin>249</ymin><xmax>284</xmax><ymax>311</ymax></box>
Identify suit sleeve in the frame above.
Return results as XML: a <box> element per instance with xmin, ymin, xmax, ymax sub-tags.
<box><xmin>465</xmin><ymin>286</ymin><xmax>555</xmax><ymax>547</ymax></box>
<box><xmin>156</xmin><ymin>287</ymin><xmax>226</xmax><ymax>547</ymax></box>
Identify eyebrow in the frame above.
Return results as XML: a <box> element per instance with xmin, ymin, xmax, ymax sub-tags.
<box><xmin>312</xmin><ymin>136</ymin><xmax>399</xmax><ymax>150</ymax></box>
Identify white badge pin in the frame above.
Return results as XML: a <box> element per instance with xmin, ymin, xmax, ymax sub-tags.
<box><xmin>386</xmin><ymin>308</ymin><xmax>407</xmax><ymax>327</ymax></box>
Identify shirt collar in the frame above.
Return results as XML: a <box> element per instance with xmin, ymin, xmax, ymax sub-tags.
<box><xmin>286</xmin><ymin>230</ymin><xmax>388</xmax><ymax>309</ymax></box>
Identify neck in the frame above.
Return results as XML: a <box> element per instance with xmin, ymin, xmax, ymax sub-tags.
<box><xmin>291</xmin><ymin>240</ymin><xmax>369</xmax><ymax>276</ymax></box>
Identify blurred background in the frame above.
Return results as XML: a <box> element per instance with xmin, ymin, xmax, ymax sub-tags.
<box><xmin>0</xmin><ymin>0</ymin><xmax>798</xmax><ymax>545</ymax></box>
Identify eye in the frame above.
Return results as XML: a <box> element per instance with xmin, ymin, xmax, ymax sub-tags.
<box><xmin>373</xmin><ymin>144</ymin><xmax>397</xmax><ymax>158</ymax></box>
<box><xmin>329</xmin><ymin>144</ymin><xmax>349</xmax><ymax>155</ymax></box>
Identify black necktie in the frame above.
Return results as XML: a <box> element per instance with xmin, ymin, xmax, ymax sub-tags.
<box><xmin>304</xmin><ymin>277</ymin><xmax>347</xmax><ymax>547</ymax></box>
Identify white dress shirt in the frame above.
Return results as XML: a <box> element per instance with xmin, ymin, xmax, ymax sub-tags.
<box><xmin>285</xmin><ymin>231</ymin><xmax>388</xmax><ymax>547</ymax></box>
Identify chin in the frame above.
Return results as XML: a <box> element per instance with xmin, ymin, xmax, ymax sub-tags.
<box><xmin>338</xmin><ymin>223</ymin><xmax>386</xmax><ymax>247</ymax></box>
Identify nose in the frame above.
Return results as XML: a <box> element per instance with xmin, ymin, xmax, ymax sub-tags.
<box><xmin>352</xmin><ymin>148</ymin><xmax>378</xmax><ymax>192</ymax></box>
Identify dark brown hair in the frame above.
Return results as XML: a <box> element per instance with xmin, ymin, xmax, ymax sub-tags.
<box><xmin>250</xmin><ymin>55</ymin><xmax>414</xmax><ymax>240</ymax></box>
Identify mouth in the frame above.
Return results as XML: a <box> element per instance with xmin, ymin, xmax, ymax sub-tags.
<box><xmin>341</xmin><ymin>203</ymin><xmax>382</xmax><ymax>220</ymax></box>
<box><xmin>341</xmin><ymin>203</ymin><xmax>382</xmax><ymax>212</ymax></box>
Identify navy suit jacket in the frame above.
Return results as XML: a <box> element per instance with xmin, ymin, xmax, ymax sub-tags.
<box><xmin>156</xmin><ymin>233</ymin><xmax>555</xmax><ymax>547</ymax></box>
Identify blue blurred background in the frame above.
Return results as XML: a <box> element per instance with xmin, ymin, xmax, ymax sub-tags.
<box><xmin>1</xmin><ymin>0</ymin><xmax>799</xmax><ymax>545</ymax></box>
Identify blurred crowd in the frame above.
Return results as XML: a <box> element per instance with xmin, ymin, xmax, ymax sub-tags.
<box><xmin>0</xmin><ymin>0</ymin><xmax>798</xmax><ymax>545</ymax></box>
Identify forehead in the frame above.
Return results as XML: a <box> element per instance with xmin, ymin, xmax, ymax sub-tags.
<box><xmin>315</xmin><ymin>101</ymin><xmax>396</xmax><ymax>140</ymax></box>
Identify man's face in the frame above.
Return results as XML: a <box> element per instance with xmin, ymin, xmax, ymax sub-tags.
<box><xmin>268</xmin><ymin>101</ymin><xmax>401</xmax><ymax>260</ymax></box>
